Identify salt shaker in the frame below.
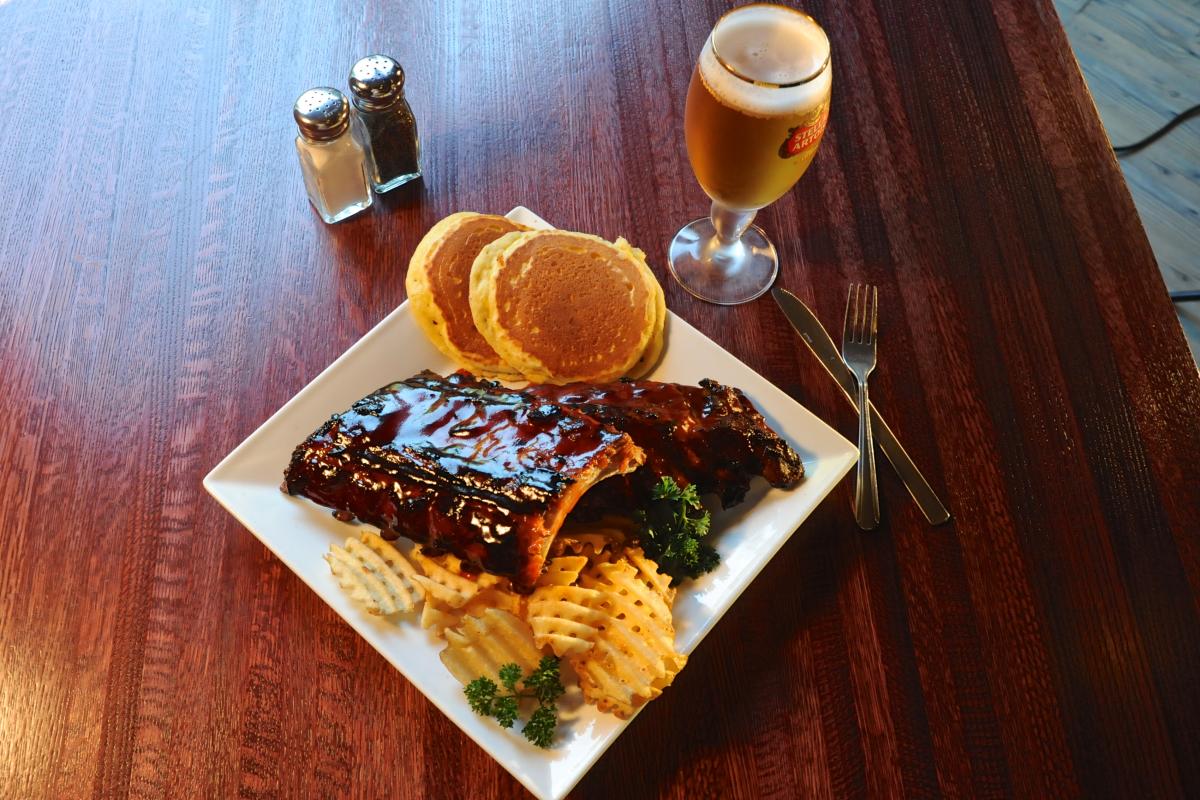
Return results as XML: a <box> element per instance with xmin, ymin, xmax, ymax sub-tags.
<box><xmin>349</xmin><ymin>55</ymin><xmax>422</xmax><ymax>192</ymax></box>
<box><xmin>293</xmin><ymin>87</ymin><xmax>373</xmax><ymax>223</ymax></box>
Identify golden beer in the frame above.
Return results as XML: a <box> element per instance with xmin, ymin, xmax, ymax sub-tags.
<box><xmin>669</xmin><ymin>5</ymin><xmax>831</xmax><ymax>305</ymax></box>
<box><xmin>684</xmin><ymin>5</ymin><xmax>831</xmax><ymax>210</ymax></box>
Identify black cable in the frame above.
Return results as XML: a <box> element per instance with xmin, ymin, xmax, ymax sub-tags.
<box><xmin>1113</xmin><ymin>104</ymin><xmax>1200</xmax><ymax>156</ymax></box>
<box><xmin>1170</xmin><ymin>290</ymin><xmax>1199</xmax><ymax>303</ymax></box>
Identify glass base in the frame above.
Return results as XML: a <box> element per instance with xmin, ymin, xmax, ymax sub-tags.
<box><xmin>668</xmin><ymin>218</ymin><xmax>779</xmax><ymax>305</ymax></box>
<box><xmin>317</xmin><ymin>196</ymin><xmax>372</xmax><ymax>224</ymax></box>
<box><xmin>373</xmin><ymin>171</ymin><xmax>422</xmax><ymax>193</ymax></box>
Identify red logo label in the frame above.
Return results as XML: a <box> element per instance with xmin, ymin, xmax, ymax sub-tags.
<box><xmin>779</xmin><ymin>104</ymin><xmax>829</xmax><ymax>158</ymax></box>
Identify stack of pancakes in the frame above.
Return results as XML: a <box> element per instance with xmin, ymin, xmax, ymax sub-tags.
<box><xmin>407</xmin><ymin>212</ymin><xmax>666</xmax><ymax>384</ymax></box>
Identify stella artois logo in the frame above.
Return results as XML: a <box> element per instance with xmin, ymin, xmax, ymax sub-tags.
<box><xmin>779</xmin><ymin>104</ymin><xmax>829</xmax><ymax>158</ymax></box>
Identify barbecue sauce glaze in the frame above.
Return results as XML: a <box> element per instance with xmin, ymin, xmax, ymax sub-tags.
<box><xmin>284</xmin><ymin>371</ymin><xmax>636</xmax><ymax>589</ymax></box>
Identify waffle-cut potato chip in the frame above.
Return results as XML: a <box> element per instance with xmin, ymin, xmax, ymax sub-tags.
<box><xmin>325</xmin><ymin>533</ymin><xmax>423</xmax><ymax>616</ymax></box>
<box><xmin>624</xmin><ymin>547</ymin><xmax>675</xmax><ymax>605</ymax></box>
<box><xmin>440</xmin><ymin>609</ymin><xmax>543</xmax><ymax>686</ymax></box>
<box><xmin>423</xmin><ymin>587</ymin><xmax>524</xmax><ymax>635</ymax></box>
<box><xmin>557</xmin><ymin>531</ymin><xmax>622</xmax><ymax>566</ymax></box>
<box><xmin>573</xmin><ymin>627</ymin><xmax>661</xmax><ymax>717</ymax></box>
<box><xmin>580</xmin><ymin>558</ymin><xmax>672</xmax><ymax>627</ymax></box>
<box><xmin>537</xmin><ymin>556</ymin><xmax>589</xmax><ymax>587</ymax></box>
<box><xmin>569</xmin><ymin>553</ymin><xmax>686</xmax><ymax>718</ymax></box>
<box><xmin>527</xmin><ymin>584</ymin><xmax>607</xmax><ymax>657</ymax></box>
<box><xmin>412</xmin><ymin>549</ymin><xmax>487</xmax><ymax>608</ymax></box>
<box><xmin>461</xmin><ymin>587</ymin><xmax>523</xmax><ymax>617</ymax></box>
<box><xmin>325</xmin><ymin>528</ymin><xmax>690</xmax><ymax>722</ymax></box>
<box><xmin>420</xmin><ymin>598</ymin><xmax>460</xmax><ymax>633</ymax></box>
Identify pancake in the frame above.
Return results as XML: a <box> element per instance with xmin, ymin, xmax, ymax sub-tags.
<box><xmin>625</xmin><ymin>243</ymin><xmax>667</xmax><ymax>378</ymax></box>
<box><xmin>406</xmin><ymin>212</ymin><xmax>529</xmax><ymax>377</ymax></box>
<box><xmin>470</xmin><ymin>230</ymin><xmax>660</xmax><ymax>384</ymax></box>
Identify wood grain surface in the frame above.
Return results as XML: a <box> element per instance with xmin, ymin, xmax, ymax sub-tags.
<box><xmin>1</xmin><ymin>1</ymin><xmax>1198</xmax><ymax>798</ymax></box>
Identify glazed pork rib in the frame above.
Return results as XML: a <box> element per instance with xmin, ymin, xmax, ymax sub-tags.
<box><xmin>286</xmin><ymin>371</ymin><xmax>802</xmax><ymax>589</ymax></box>
<box><xmin>284</xmin><ymin>371</ymin><xmax>644</xmax><ymax>592</ymax></box>
<box><xmin>526</xmin><ymin>378</ymin><xmax>804</xmax><ymax>509</ymax></box>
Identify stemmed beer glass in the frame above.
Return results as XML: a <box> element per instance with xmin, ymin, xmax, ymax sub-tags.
<box><xmin>669</xmin><ymin>4</ymin><xmax>832</xmax><ymax>305</ymax></box>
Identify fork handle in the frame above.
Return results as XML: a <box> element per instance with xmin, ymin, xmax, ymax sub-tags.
<box><xmin>855</xmin><ymin>380</ymin><xmax>880</xmax><ymax>529</ymax></box>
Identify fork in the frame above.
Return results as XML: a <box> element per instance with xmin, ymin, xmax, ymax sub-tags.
<box><xmin>842</xmin><ymin>284</ymin><xmax>880</xmax><ymax>529</ymax></box>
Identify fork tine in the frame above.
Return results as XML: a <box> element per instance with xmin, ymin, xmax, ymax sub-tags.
<box><xmin>868</xmin><ymin>285</ymin><xmax>878</xmax><ymax>345</ymax></box>
<box><xmin>857</xmin><ymin>284</ymin><xmax>869</xmax><ymax>344</ymax></box>
<box><xmin>842</xmin><ymin>283</ymin><xmax>858</xmax><ymax>347</ymax></box>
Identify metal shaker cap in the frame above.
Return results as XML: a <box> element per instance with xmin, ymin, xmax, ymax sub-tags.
<box><xmin>293</xmin><ymin>88</ymin><xmax>350</xmax><ymax>142</ymax></box>
<box><xmin>349</xmin><ymin>55</ymin><xmax>405</xmax><ymax>110</ymax></box>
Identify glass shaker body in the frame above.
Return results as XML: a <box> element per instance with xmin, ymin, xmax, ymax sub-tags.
<box><xmin>348</xmin><ymin>55</ymin><xmax>422</xmax><ymax>193</ymax></box>
<box><xmin>294</xmin><ymin>131</ymin><xmax>373</xmax><ymax>223</ymax></box>
<box><xmin>352</xmin><ymin>100</ymin><xmax>421</xmax><ymax>193</ymax></box>
<box><xmin>292</xmin><ymin>87</ymin><xmax>373</xmax><ymax>224</ymax></box>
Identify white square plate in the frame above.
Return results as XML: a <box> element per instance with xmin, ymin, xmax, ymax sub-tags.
<box><xmin>204</xmin><ymin>207</ymin><xmax>856</xmax><ymax>800</ymax></box>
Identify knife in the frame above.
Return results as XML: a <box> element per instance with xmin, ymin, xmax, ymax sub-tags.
<box><xmin>772</xmin><ymin>288</ymin><xmax>951</xmax><ymax>526</ymax></box>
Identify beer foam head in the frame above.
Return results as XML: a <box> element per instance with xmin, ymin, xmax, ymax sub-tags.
<box><xmin>700</xmin><ymin>4</ymin><xmax>831</xmax><ymax>119</ymax></box>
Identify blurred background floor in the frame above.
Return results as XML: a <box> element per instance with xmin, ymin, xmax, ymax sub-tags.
<box><xmin>1053</xmin><ymin>0</ymin><xmax>1199</xmax><ymax>362</ymax></box>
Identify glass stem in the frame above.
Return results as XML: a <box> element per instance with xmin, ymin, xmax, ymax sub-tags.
<box><xmin>710</xmin><ymin>201</ymin><xmax>756</xmax><ymax>246</ymax></box>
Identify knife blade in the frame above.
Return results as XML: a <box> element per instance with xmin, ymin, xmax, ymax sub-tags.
<box><xmin>772</xmin><ymin>288</ymin><xmax>951</xmax><ymax>525</ymax></box>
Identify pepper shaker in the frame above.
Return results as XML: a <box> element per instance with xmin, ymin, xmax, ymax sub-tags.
<box><xmin>349</xmin><ymin>55</ymin><xmax>422</xmax><ymax>193</ymax></box>
<box><xmin>293</xmin><ymin>88</ymin><xmax>373</xmax><ymax>223</ymax></box>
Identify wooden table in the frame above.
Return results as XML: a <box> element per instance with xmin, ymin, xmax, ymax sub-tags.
<box><xmin>2</xmin><ymin>1</ymin><xmax>1197</xmax><ymax>797</ymax></box>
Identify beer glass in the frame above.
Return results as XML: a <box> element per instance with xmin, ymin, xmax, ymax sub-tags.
<box><xmin>669</xmin><ymin>4</ymin><xmax>832</xmax><ymax>305</ymax></box>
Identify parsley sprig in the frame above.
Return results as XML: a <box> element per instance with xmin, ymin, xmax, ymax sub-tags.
<box><xmin>637</xmin><ymin>476</ymin><xmax>720</xmax><ymax>585</ymax></box>
<box><xmin>464</xmin><ymin>656</ymin><xmax>565</xmax><ymax>748</ymax></box>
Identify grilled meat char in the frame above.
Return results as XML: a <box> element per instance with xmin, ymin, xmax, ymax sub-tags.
<box><xmin>284</xmin><ymin>371</ymin><xmax>644</xmax><ymax>592</ymax></box>
<box><xmin>527</xmin><ymin>378</ymin><xmax>804</xmax><ymax>509</ymax></box>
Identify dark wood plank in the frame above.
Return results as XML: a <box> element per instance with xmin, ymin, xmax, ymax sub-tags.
<box><xmin>0</xmin><ymin>0</ymin><xmax>1197</xmax><ymax>798</ymax></box>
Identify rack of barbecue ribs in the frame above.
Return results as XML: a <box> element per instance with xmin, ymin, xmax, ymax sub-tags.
<box><xmin>284</xmin><ymin>371</ymin><xmax>803</xmax><ymax>591</ymax></box>
<box><xmin>526</xmin><ymin>378</ymin><xmax>804</xmax><ymax>509</ymax></box>
<box><xmin>284</xmin><ymin>371</ymin><xmax>645</xmax><ymax>593</ymax></box>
